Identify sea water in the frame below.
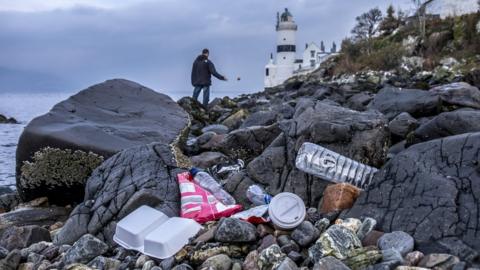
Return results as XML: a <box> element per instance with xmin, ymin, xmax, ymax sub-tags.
<box><xmin>0</xmin><ymin>92</ymin><xmax>72</xmax><ymax>188</ymax></box>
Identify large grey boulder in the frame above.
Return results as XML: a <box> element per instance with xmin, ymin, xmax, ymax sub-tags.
<box><xmin>369</xmin><ymin>87</ymin><xmax>441</xmax><ymax>120</ymax></box>
<box><xmin>244</xmin><ymin>101</ymin><xmax>389</xmax><ymax>206</ymax></box>
<box><xmin>430</xmin><ymin>82</ymin><xmax>480</xmax><ymax>109</ymax></box>
<box><xmin>16</xmin><ymin>79</ymin><xmax>189</xmax><ymax>202</ymax></box>
<box><xmin>54</xmin><ymin>143</ymin><xmax>184</xmax><ymax>246</ymax></box>
<box><xmin>410</xmin><ymin>109</ymin><xmax>480</xmax><ymax>144</ymax></box>
<box><xmin>343</xmin><ymin>132</ymin><xmax>480</xmax><ymax>262</ymax></box>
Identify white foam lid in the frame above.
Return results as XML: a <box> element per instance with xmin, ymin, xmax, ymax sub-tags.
<box><xmin>268</xmin><ymin>192</ymin><xmax>306</xmax><ymax>230</ymax></box>
<box><xmin>143</xmin><ymin>217</ymin><xmax>202</xmax><ymax>259</ymax></box>
<box><xmin>113</xmin><ymin>205</ymin><xmax>202</xmax><ymax>258</ymax></box>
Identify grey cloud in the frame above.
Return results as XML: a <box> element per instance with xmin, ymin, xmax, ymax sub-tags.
<box><xmin>0</xmin><ymin>0</ymin><xmax>412</xmax><ymax>98</ymax></box>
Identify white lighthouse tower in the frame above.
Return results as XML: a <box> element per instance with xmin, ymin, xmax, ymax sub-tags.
<box><xmin>264</xmin><ymin>8</ymin><xmax>298</xmax><ymax>88</ymax></box>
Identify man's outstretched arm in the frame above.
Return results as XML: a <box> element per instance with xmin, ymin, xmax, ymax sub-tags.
<box><xmin>208</xmin><ymin>61</ymin><xmax>227</xmax><ymax>81</ymax></box>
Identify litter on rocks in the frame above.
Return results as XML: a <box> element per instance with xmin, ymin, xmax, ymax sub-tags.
<box><xmin>177</xmin><ymin>171</ymin><xmax>242</xmax><ymax>223</ymax></box>
<box><xmin>232</xmin><ymin>205</ymin><xmax>270</xmax><ymax>224</ymax></box>
<box><xmin>246</xmin><ymin>185</ymin><xmax>272</xmax><ymax>206</ymax></box>
<box><xmin>268</xmin><ymin>192</ymin><xmax>306</xmax><ymax>230</ymax></box>
<box><xmin>295</xmin><ymin>142</ymin><xmax>378</xmax><ymax>189</ymax></box>
<box><xmin>190</xmin><ymin>167</ymin><xmax>236</xmax><ymax>205</ymax></box>
<box><xmin>113</xmin><ymin>205</ymin><xmax>202</xmax><ymax>259</ymax></box>
<box><xmin>208</xmin><ymin>159</ymin><xmax>245</xmax><ymax>180</ymax></box>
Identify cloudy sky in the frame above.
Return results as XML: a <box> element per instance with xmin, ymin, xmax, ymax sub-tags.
<box><xmin>0</xmin><ymin>0</ymin><xmax>413</xmax><ymax>99</ymax></box>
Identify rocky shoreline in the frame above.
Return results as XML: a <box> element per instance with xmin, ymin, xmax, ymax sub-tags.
<box><xmin>0</xmin><ymin>114</ymin><xmax>18</xmax><ymax>124</ymax></box>
<box><xmin>0</xmin><ymin>72</ymin><xmax>479</xmax><ymax>270</ymax></box>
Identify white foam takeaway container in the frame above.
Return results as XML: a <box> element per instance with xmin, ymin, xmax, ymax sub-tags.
<box><xmin>113</xmin><ymin>205</ymin><xmax>202</xmax><ymax>259</ymax></box>
<box><xmin>143</xmin><ymin>217</ymin><xmax>202</xmax><ymax>259</ymax></box>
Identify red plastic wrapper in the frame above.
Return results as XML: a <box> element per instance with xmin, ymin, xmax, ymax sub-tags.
<box><xmin>177</xmin><ymin>172</ymin><xmax>242</xmax><ymax>223</ymax></box>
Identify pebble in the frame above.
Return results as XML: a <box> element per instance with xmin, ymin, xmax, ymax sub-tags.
<box><xmin>362</xmin><ymin>230</ymin><xmax>384</xmax><ymax>247</ymax></box>
<box><xmin>405</xmin><ymin>251</ymin><xmax>424</xmax><ymax>266</ymax></box>
<box><xmin>291</xmin><ymin>221</ymin><xmax>319</xmax><ymax>247</ymax></box>
<box><xmin>313</xmin><ymin>256</ymin><xmax>350</xmax><ymax>270</ymax></box>
<box><xmin>243</xmin><ymin>250</ymin><xmax>260</xmax><ymax>270</ymax></box>
<box><xmin>418</xmin><ymin>253</ymin><xmax>460</xmax><ymax>270</ymax></box>
<box><xmin>308</xmin><ymin>224</ymin><xmax>362</xmax><ymax>262</ymax></box>
<box><xmin>277</xmin><ymin>235</ymin><xmax>292</xmax><ymax>247</ymax></box>
<box><xmin>335</xmin><ymin>218</ymin><xmax>362</xmax><ymax>233</ymax></box>
<box><xmin>159</xmin><ymin>256</ymin><xmax>176</xmax><ymax>270</ymax></box>
<box><xmin>357</xmin><ymin>217</ymin><xmax>377</xmax><ymax>240</ymax></box>
<box><xmin>257</xmin><ymin>234</ymin><xmax>277</xmax><ymax>252</ymax></box>
<box><xmin>314</xmin><ymin>218</ymin><xmax>330</xmax><ymax>234</ymax></box>
<box><xmin>287</xmin><ymin>251</ymin><xmax>304</xmax><ymax>263</ymax></box>
<box><xmin>258</xmin><ymin>244</ymin><xmax>286</xmax><ymax>270</ymax></box>
<box><xmin>200</xmin><ymin>254</ymin><xmax>233</xmax><ymax>270</ymax></box>
<box><xmin>142</xmin><ymin>260</ymin><xmax>156</xmax><ymax>270</ymax></box>
<box><xmin>214</xmin><ymin>218</ymin><xmax>257</xmax><ymax>243</ymax></box>
<box><xmin>281</xmin><ymin>242</ymin><xmax>300</xmax><ymax>255</ymax></box>
<box><xmin>277</xmin><ymin>257</ymin><xmax>299</xmax><ymax>270</ymax></box>
<box><xmin>257</xmin><ymin>224</ymin><xmax>274</xmax><ymax>238</ymax></box>
<box><xmin>62</xmin><ymin>234</ymin><xmax>108</xmax><ymax>265</ymax></box>
<box><xmin>135</xmin><ymin>254</ymin><xmax>150</xmax><ymax>268</ymax></box>
<box><xmin>377</xmin><ymin>231</ymin><xmax>414</xmax><ymax>256</ymax></box>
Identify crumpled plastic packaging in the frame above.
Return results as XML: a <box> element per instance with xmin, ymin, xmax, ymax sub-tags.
<box><xmin>209</xmin><ymin>159</ymin><xmax>245</xmax><ymax>181</ymax></box>
<box><xmin>232</xmin><ymin>205</ymin><xmax>270</xmax><ymax>224</ymax></box>
<box><xmin>177</xmin><ymin>172</ymin><xmax>242</xmax><ymax>223</ymax></box>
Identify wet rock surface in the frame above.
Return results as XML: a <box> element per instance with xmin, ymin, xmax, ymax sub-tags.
<box><xmin>343</xmin><ymin>132</ymin><xmax>480</xmax><ymax>261</ymax></box>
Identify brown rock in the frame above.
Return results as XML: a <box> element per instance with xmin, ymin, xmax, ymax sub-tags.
<box><xmin>361</xmin><ymin>230</ymin><xmax>384</xmax><ymax>247</ymax></box>
<box><xmin>257</xmin><ymin>224</ymin><xmax>274</xmax><ymax>238</ymax></box>
<box><xmin>320</xmin><ymin>183</ymin><xmax>360</xmax><ymax>214</ymax></box>
<box><xmin>405</xmin><ymin>251</ymin><xmax>425</xmax><ymax>266</ymax></box>
<box><xmin>194</xmin><ymin>226</ymin><xmax>217</xmax><ymax>244</ymax></box>
<box><xmin>243</xmin><ymin>250</ymin><xmax>260</xmax><ymax>270</ymax></box>
<box><xmin>418</xmin><ymin>253</ymin><xmax>460</xmax><ymax>270</ymax></box>
<box><xmin>257</xmin><ymin>235</ymin><xmax>277</xmax><ymax>252</ymax></box>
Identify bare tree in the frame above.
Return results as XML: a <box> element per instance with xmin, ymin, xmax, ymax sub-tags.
<box><xmin>412</xmin><ymin>0</ymin><xmax>433</xmax><ymax>40</ymax></box>
<box><xmin>351</xmin><ymin>7</ymin><xmax>383</xmax><ymax>40</ymax></box>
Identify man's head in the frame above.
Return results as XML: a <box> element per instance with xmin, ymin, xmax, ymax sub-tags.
<box><xmin>202</xmin><ymin>48</ymin><xmax>209</xmax><ymax>58</ymax></box>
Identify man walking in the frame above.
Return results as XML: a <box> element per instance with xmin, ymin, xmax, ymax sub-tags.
<box><xmin>191</xmin><ymin>48</ymin><xmax>227</xmax><ymax>107</ymax></box>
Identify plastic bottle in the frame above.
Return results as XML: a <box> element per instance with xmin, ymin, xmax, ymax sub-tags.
<box><xmin>246</xmin><ymin>185</ymin><xmax>272</xmax><ymax>205</ymax></box>
<box><xmin>295</xmin><ymin>142</ymin><xmax>378</xmax><ymax>189</ymax></box>
<box><xmin>190</xmin><ymin>168</ymin><xmax>236</xmax><ymax>205</ymax></box>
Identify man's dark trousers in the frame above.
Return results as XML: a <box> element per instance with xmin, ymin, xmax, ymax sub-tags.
<box><xmin>193</xmin><ymin>86</ymin><xmax>210</xmax><ymax>107</ymax></box>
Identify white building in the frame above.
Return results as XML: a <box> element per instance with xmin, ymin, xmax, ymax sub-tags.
<box><xmin>425</xmin><ymin>0</ymin><xmax>478</xmax><ymax>19</ymax></box>
<box><xmin>264</xmin><ymin>8</ymin><xmax>337</xmax><ymax>88</ymax></box>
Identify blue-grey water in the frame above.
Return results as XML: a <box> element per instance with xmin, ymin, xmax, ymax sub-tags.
<box><xmin>0</xmin><ymin>93</ymin><xmax>72</xmax><ymax>188</ymax></box>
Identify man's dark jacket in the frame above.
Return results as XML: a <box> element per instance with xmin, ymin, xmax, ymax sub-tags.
<box><xmin>191</xmin><ymin>54</ymin><xmax>225</xmax><ymax>86</ymax></box>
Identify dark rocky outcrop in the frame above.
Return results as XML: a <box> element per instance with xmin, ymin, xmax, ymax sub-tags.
<box><xmin>429</xmin><ymin>82</ymin><xmax>480</xmax><ymax>109</ymax></box>
<box><xmin>244</xmin><ymin>101</ymin><xmax>389</xmax><ymax>207</ymax></box>
<box><xmin>343</xmin><ymin>132</ymin><xmax>480</xmax><ymax>262</ymax></box>
<box><xmin>0</xmin><ymin>114</ymin><xmax>18</xmax><ymax>124</ymax></box>
<box><xmin>16</xmin><ymin>79</ymin><xmax>189</xmax><ymax>202</ymax></box>
<box><xmin>369</xmin><ymin>87</ymin><xmax>442</xmax><ymax>120</ymax></box>
<box><xmin>410</xmin><ymin>109</ymin><xmax>480</xmax><ymax>144</ymax></box>
<box><xmin>54</xmin><ymin>143</ymin><xmax>183</xmax><ymax>246</ymax></box>
<box><xmin>0</xmin><ymin>207</ymin><xmax>70</xmax><ymax>235</ymax></box>
<box><xmin>217</xmin><ymin>124</ymin><xmax>281</xmax><ymax>162</ymax></box>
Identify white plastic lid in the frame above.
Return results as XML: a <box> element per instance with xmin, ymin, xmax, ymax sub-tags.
<box><xmin>268</xmin><ymin>192</ymin><xmax>306</xmax><ymax>230</ymax></box>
